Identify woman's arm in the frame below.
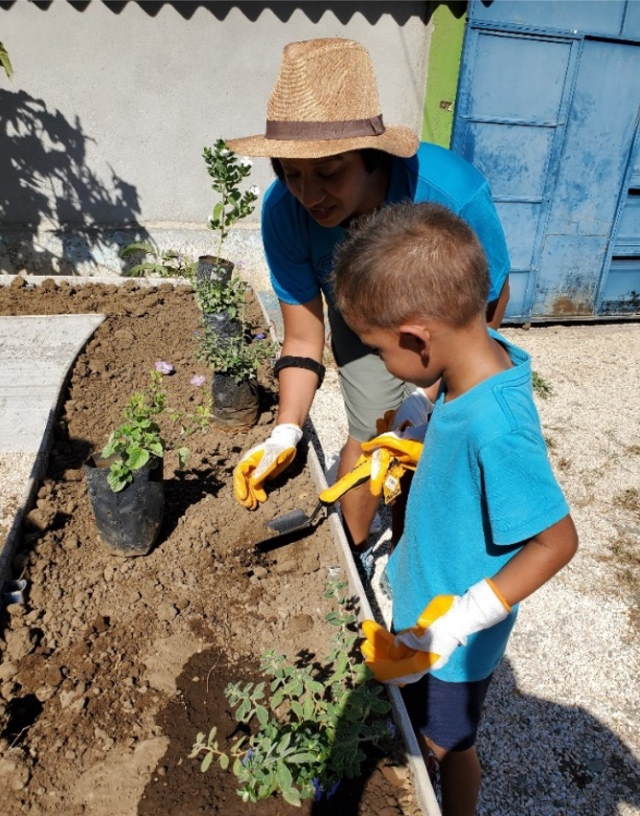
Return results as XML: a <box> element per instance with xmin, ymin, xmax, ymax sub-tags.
<box><xmin>276</xmin><ymin>296</ymin><xmax>325</xmax><ymax>428</ymax></box>
<box><xmin>491</xmin><ymin>514</ymin><xmax>579</xmax><ymax>607</ymax></box>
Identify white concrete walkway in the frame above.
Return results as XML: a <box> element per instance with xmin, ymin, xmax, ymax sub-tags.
<box><xmin>0</xmin><ymin>313</ymin><xmax>104</xmax><ymax>588</ymax></box>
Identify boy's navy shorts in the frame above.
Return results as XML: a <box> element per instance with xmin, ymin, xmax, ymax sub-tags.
<box><xmin>401</xmin><ymin>672</ymin><xmax>493</xmax><ymax>752</ymax></box>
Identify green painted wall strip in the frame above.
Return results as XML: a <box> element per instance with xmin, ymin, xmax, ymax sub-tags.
<box><xmin>422</xmin><ymin>4</ymin><xmax>467</xmax><ymax>148</ymax></box>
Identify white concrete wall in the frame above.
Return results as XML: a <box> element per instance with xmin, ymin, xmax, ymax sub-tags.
<box><xmin>0</xmin><ymin>2</ymin><xmax>430</xmax><ymax>244</ymax></box>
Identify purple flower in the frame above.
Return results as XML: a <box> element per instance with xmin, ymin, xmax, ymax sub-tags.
<box><xmin>154</xmin><ymin>360</ymin><xmax>174</xmax><ymax>375</ymax></box>
<box><xmin>254</xmin><ymin>332</ymin><xmax>266</xmax><ymax>340</ymax></box>
<box><xmin>190</xmin><ymin>374</ymin><xmax>206</xmax><ymax>387</ymax></box>
<box><xmin>241</xmin><ymin>748</ymin><xmax>255</xmax><ymax>766</ymax></box>
<box><xmin>312</xmin><ymin>778</ymin><xmax>340</xmax><ymax>801</ymax></box>
<box><xmin>326</xmin><ymin>780</ymin><xmax>341</xmax><ymax>799</ymax></box>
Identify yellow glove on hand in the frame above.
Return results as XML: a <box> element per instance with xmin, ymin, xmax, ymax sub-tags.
<box><xmin>318</xmin><ymin>455</ymin><xmax>373</xmax><ymax>505</ymax></box>
<box><xmin>360</xmin><ymin>595</ymin><xmax>455</xmax><ymax>684</ymax></box>
<box><xmin>233</xmin><ymin>423</ymin><xmax>303</xmax><ymax>510</ymax></box>
<box><xmin>360</xmin><ymin>432</ymin><xmax>424</xmax><ymax>502</ymax></box>
<box><xmin>379</xmin><ymin>579</ymin><xmax>512</xmax><ymax>686</ymax></box>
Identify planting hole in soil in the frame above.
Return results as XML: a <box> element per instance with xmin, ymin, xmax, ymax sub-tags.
<box><xmin>0</xmin><ymin>280</ymin><xmax>421</xmax><ymax>816</ymax></box>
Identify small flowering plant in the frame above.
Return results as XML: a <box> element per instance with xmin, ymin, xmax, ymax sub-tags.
<box><xmin>203</xmin><ymin>138</ymin><xmax>259</xmax><ymax>258</ymax></box>
<box><xmin>197</xmin><ymin>330</ymin><xmax>275</xmax><ymax>384</ymax></box>
<box><xmin>194</xmin><ymin>274</ymin><xmax>247</xmax><ymax>319</ymax></box>
<box><xmin>101</xmin><ymin>366</ymin><xmax>208</xmax><ymax>492</ymax></box>
<box><xmin>190</xmin><ymin>578</ymin><xmax>394</xmax><ymax>806</ymax></box>
<box><xmin>101</xmin><ymin>370</ymin><xmax>167</xmax><ymax>492</ymax></box>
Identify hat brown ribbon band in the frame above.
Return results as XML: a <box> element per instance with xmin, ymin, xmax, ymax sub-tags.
<box><xmin>265</xmin><ymin>115</ymin><xmax>385</xmax><ymax>141</ymax></box>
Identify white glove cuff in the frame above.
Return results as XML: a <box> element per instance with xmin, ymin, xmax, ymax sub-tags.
<box><xmin>392</xmin><ymin>388</ymin><xmax>434</xmax><ymax>433</ymax></box>
<box><xmin>455</xmin><ymin>579</ymin><xmax>510</xmax><ymax>638</ymax></box>
<box><xmin>270</xmin><ymin>423</ymin><xmax>303</xmax><ymax>448</ymax></box>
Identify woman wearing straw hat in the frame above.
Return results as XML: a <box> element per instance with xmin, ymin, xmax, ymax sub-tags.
<box><xmin>230</xmin><ymin>38</ymin><xmax>510</xmax><ymax>554</ymax></box>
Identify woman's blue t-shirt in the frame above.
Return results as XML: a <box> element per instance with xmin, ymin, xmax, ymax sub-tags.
<box><xmin>261</xmin><ymin>141</ymin><xmax>511</xmax><ymax>307</ymax></box>
<box><xmin>387</xmin><ymin>331</ymin><xmax>570</xmax><ymax>683</ymax></box>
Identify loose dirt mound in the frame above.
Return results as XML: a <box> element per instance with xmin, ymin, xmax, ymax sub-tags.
<box><xmin>0</xmin><ymin>280</ymin><xmax>420</xmax><ymax>816</ymax></box>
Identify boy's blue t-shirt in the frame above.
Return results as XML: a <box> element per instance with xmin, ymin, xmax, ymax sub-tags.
<box><xmin>262</xmin><ymin>142</ymin><xmax>510</xmax><ymax>307</ymax></box>
<box><xmin>387</xmin><ymin>331</ymin><xmax>569</xmax><ymax>683</ymax></box>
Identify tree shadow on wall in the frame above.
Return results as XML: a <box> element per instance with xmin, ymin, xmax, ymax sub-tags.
<box><xmin>0</xmin><ymin>88</ymin><xmax>148</xmax><ymax>274</ymax></box>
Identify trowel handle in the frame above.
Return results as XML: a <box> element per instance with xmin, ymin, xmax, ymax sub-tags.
<box><xmin>318</xmin><ymin>455</ymin><xmax>373</xmax><ymax>505</ymax></box>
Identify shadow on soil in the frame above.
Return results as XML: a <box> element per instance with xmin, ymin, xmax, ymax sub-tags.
<box><xmin>138</xmin><ymin>643</ymin><xmax>403</xmax><ymax>816</ymax></box>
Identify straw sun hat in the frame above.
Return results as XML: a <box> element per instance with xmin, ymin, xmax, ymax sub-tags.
<box><xmin>227</xmin><ymin>38</ymin><xmax>418</xmax><ymax>159</ymax></box>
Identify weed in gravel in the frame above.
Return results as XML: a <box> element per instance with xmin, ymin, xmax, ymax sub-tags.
<box><xmin>613</xmin><ymin>487</ymin><xmax>640</xmax><ymax>518</ymax></box>
<box><xmin>556</xmin><ymin>457</ymin><xmax>571</xmax><ymax>471</ymax></box>
<box><xmin>599</xmin><ymin>535</ymin><xmax>640</xmax><ymax>594</ymax></box>
<box><xmin>190</xmin><ymin>578</ymin><xmax>394</xmax><ymax>806</ymax></box>
<box><xmin>532</xmin><ymin>370</ymin><xmax>553</xmax><ymax>399</ymax></box>
<box><xmin>624</xmin><ymin>444</ymin><xmax>640</xmax><ymax>456</ymax></box>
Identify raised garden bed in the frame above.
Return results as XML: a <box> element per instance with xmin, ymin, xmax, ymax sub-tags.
<box><xmin>0</xmin><ymin>279</ymin><xmax>422</xmax><ymax>816</ymax></box>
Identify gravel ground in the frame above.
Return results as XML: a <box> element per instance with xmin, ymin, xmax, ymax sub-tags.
<box><xmin>310</xmin><ymin>323</ymin><xmax>640</xmax><ymax>816</ymax></box>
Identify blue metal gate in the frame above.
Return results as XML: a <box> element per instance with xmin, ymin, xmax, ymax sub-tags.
<box><xmin>452</xmin><ymin>0</ymin><xmax>640</xmax><ymax>320</ymax></box>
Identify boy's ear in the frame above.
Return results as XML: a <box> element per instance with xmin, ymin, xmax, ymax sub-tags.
<box><xmin>398</xmin><ymin>323</ymin><xmax>431</xmax><ymax>356</ymax></box>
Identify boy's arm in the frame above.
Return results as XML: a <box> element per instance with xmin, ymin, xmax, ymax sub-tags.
<box><xmin>371</xmin><ymin>514</ymin><xmax>578</xmax><ymax>686</ymax></box>
<box><xmin>490</xmin><ymin>514</ymin><xmax>578</xmax><ymax>607</ymax></box>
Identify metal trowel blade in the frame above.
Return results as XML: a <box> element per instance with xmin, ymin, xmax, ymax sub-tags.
<box><xmin>266</xmin><ymin>507</ymin><xmax>312</xmax><ymax>535</ymax></box>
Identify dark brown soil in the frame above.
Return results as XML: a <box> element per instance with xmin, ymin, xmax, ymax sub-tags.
<box><xmin>0</xmin><ymin>279</ymin><xmax>419</xmax><ymax>816</ymax></box>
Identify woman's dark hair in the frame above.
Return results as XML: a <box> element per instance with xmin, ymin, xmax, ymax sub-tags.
<box><xmin>270</xmin><ymin>149</ymin><xmax>392</xmax><ymax>182</ymax></box>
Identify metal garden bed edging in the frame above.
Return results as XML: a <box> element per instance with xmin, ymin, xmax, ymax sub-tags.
<box><xmin>254</xmin><ymin>284</ymin><xmax>442</xmax><ymax>816</ymax></box>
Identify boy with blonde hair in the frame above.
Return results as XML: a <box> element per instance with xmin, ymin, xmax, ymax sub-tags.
<box><xmin>333</xmin><ymin>202</ymin><xmax>578</xmax><ymax>816</ymax></box>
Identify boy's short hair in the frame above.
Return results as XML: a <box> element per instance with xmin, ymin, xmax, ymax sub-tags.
<box><xmin>333</xmin><ymin>202</ymin><xmax>489</xmax><ymax>328</ymax></box>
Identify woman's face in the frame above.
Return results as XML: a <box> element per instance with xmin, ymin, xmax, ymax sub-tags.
<box><xmin>278</xmin><ymin>151</ymin><xmax>387</xmax><ymax>227</ymax></box>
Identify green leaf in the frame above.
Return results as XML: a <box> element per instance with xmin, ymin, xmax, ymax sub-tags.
<box><xmin>270</xmin><ymin>689</ymin><xmax>284</xmax><ymax>709</ymax></box>
<box><xmin>119</xmin><ymin>241</ymin><xmax>155</xmax><ymax>258</ymax></box>
<box><xmin>302</xmin><ymin>697</ymin><xmax>314</xmax><ymax>721</ymax></box>
<box><xmin>219</xmin><ymin>753</ymin><xmax>229</xmax><ymax>770</ymax></box>
<box><xmin>287</xmin><ymin>752</ymin><xmax>317</xmax><ymax>764</ymax></box>
<box><xmin>282</xmin><ymin>787</ymin><xmax>302</xmax><ymax>807</ymax></box>
<box><xmin>126</xmin><ymin>447</ymin><xmax>150</xmax><ymax>470</ymax></box>
<box><xmin>0</xmin><ymin>42</ymin><xmax>13</xmax><ymax>79</ymax></box>
<box><xmin>201</xmin><ymin>752</ymin><xmax>213</xmax><ymax>773</ymax></box>
<box><xmin>177</xmin><ymin>447</ymin><xmax>190</xmax><ymax>468</ymax></box>
<box><xmin>255</xmin><ymin>705</ymin><xmax>269</xmax><ymax>727</ymax></box>
<box><xmin>148</xmin><ymin>441</ymin><xmax>164</xmax><ymax>458</ymax></box>
<box><xmin>290</xmin><ymin>701</ymin><xmax>303</xmax><ymax>720</ymax></box>
<box><xmin>276</xmin><ymin>761</ymin><xmax>293</xmax><ymax>790</ymax></box>
<box><xmin>236</xmin><ymin>699</ymin><xmax>251</xmax><ymax>722</ymax></box>
<box><xmin>107</xmin><ymin>468</ymin><xmax>129</xmax><ymax>492</ymax></box>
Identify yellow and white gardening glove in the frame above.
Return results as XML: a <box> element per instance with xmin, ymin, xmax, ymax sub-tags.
<box><xmin>377</xmin><ymin>579</ymin><xmax>511</xmax><ymax>686</ymax></box>
<box><xmin>359</xmin><ymin>432</ymin><xmax>424</xmax><ymax>503</ymax></box>
<box><xmin>233</xmin><ymin>423</ymin><xmax>303</xmax><ymax>510</ymax></box>
<box><xmin>390</xmin><ymin>387</ymin><xmax>433</xmax><ymax>441</ymax></box>
<box><xmin>318</xmin><ymin>455</ymin><xmax>373</xmax><ymax>505</ymax></box>
<box><xmin>360</xmin><ymin>595</ymin><xmax>454</xmax><ymax>683</ymax></box>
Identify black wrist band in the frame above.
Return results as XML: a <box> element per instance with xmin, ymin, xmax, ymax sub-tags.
<box><xmin>274</xmin><ymin>355</ymin><xmax>326</xmax><ymax>388</ymax></box>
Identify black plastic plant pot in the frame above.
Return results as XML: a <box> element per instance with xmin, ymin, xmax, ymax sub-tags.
<box><xmin>83</xmin><ymin>457</ymin><xmax>164</xmax><ymax>557</ymax></box>
<box><xmin>203</xmin><ymin>310</ymin><xmax>242</xmax><ymax>340</ymax></box>
<box><xmin>212</xmin><ymin>372</ymin><xmax>259</xmax><ymax>429</ymax></box>
<box><xmin>197</xmin><ymin>255</ymin><xmax>233</xmax><ymax>284</ymax></box>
